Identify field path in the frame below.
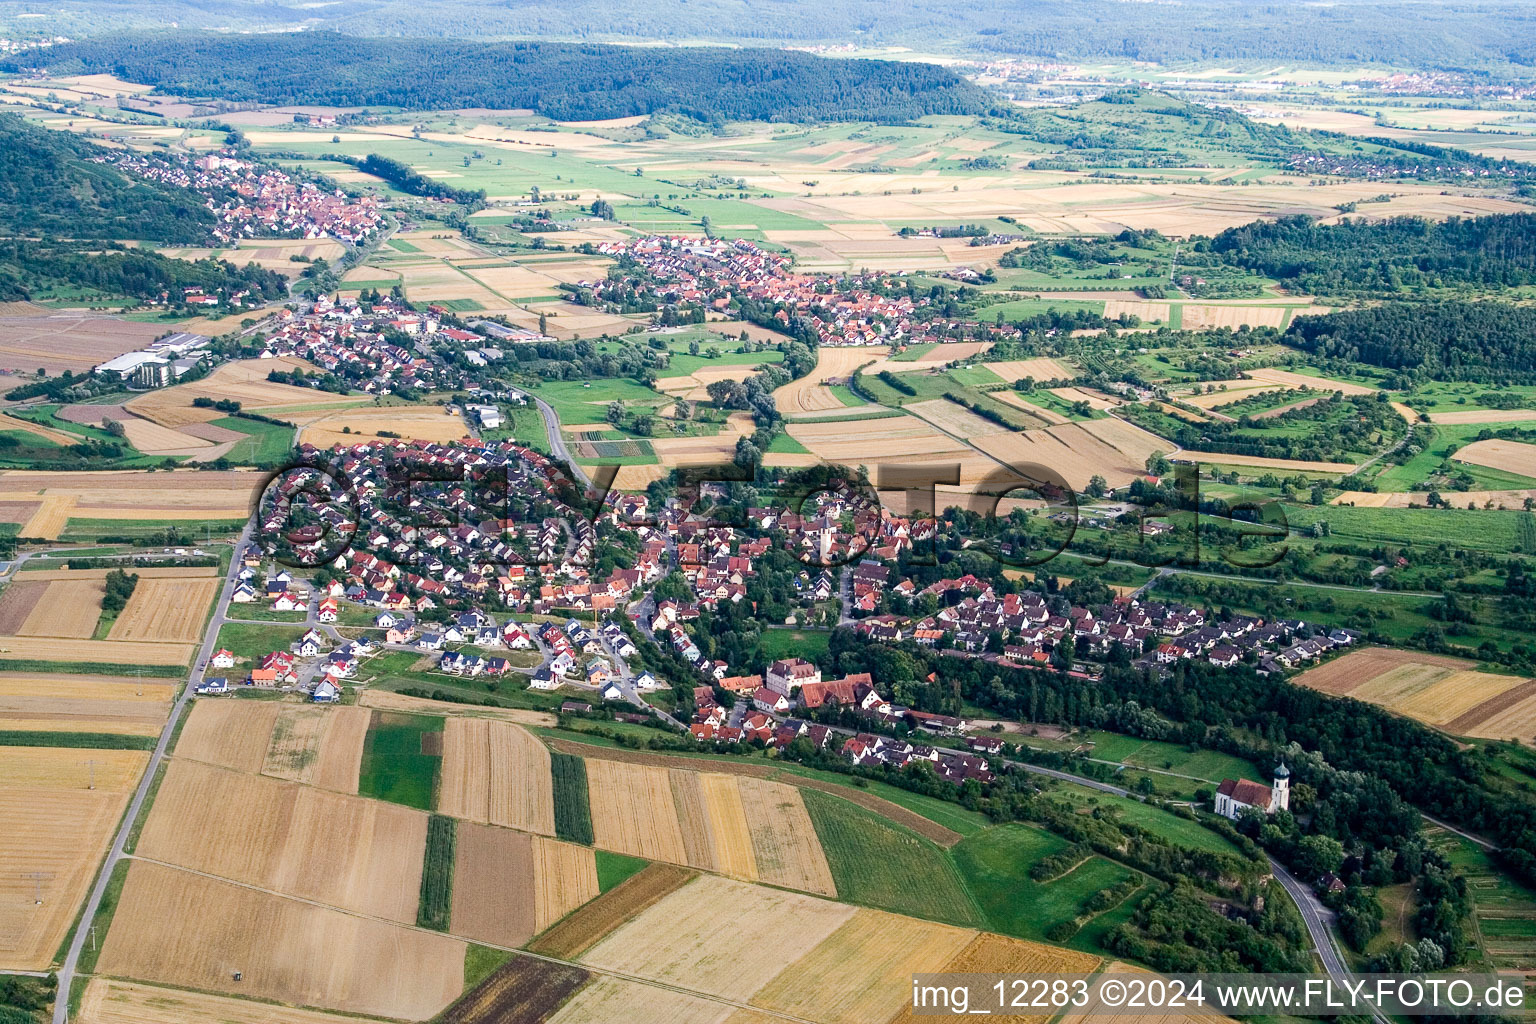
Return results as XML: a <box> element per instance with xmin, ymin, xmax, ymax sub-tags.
<box><xmin>52</xmin><ymin>521</ymin><xmax>256</xmax><ymax>1024</ymax></box>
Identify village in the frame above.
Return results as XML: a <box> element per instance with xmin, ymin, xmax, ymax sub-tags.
<box><xmin>591</xmin><ymin>236</ymin><xmax>1026</xmax><ymax>347</ymax></box>
<box><xmin>103</xmin><ymin>149</ymin><xmax>385</xmax><ymax>245</ymax></box>
<box><xmin>206</xmin><ymin>428</ymin><xmax>1366</xmax><ymax>789</ymax></box>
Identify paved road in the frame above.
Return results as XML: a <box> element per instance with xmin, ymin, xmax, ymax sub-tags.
<box><xmin>1268</xmin><ymin>857</ymin><xmax>1391</xmax><ymax>1024</ymax></box>
<box><xmin>530</xmin><ymin>393</ymin><xmax>591</xmax><ymax>490</ymax></box>
<box><xmin>53</xmin><ymin>523</ymin><xmax>256</xmax><ymax>1024</ymax></box>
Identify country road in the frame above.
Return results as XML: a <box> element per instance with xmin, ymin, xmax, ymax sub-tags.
<box><xmin>529</xmin><ymin>392</ymin><xmax>591</xmax><ymax>490</ymax></box>
<box><xmin>52</xmin><ymin>523</ymin><xmax>256</xmax><ymax>1024</ymax></box>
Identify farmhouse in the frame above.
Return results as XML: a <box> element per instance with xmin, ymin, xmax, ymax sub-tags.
<box><xmin>1214</xmin><ymin>764</ymin><xmax>1290</xmax><ymax>820</ymax></box>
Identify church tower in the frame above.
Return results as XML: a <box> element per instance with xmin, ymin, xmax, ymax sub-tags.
<box><xmin>1271</xmin><ymin>761</ymin><xmax>1290</xmax><ymax>812</ymax></box>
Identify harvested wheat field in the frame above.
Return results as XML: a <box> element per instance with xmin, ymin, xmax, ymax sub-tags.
<box><xmin>674</xmin><ymin>771</ymin><xmax>757</xmax><ymax>880</ymax></box>
<box><xmin>992</xmin><ymin>391</ymin><xmax>1067</xmax><ymax>425</ymax></box>
<box><xmin>1294</xmin><ymin>647</ymin><xmax>1536</xmax><ymax>740</ymax></box>
<box><xmin>1244</xmin><ymin>367</ymin><xmax>1375</xmax><ymax>396</ymax></box>
<box><xmin>9</xmin><ymin>565</ymin><xmax>218</xmax><ymax>582</ymax></box>
<box><xmin>117</xmin><ymin>415</ymin><xmax>217</xmax><ymax>457</ymax></box>
<box><xmin>586</xmin><ymin>760</ymin><xmax>689</xmax><ymax>863</ymax></box>
<box><xmin>0</xmin><ymin>470</ymin><xmax>262</xmax><ymax>537</ymax></box>
<box><xmin>1294</xmin><ymin>648</ymin><xmax>1471</xmax><ymax>696</ymax></box>
<box><xmin>774</xmin><ymin>346</ymin><xmax>886</xmax><ymax>415</ymax></box>
<box><xmin>175</xmin><ymin>699</ymin><xmax>283</xmax><ymax>773</ymax></box>
<box><xmin>438</xmin><ymin>718</ymin><xmax>556</xmax><ymax>835</ymax></box>
<box><xmin>296</xmin><ymin>406</ymin><xmax>472</xmax><ymax>447</ymax></box>
<box><xmin>1425</xmin><ymin>409</ymin><xmax>1536</xmax><ymax>425</ymax></box>
<box><xmin>127</xmin><ymin>358</ymin><xmax>356</xmax><ymax>428</ymax></box>
<box><xmin>0</xmin><ymin>315</ymin><xmax>163</xmax><ymax>375</ymax></box>
<box><xmin>0</xmin><ymin>634</ymin><xmax>192</xmax><ymax>665</ymax></box>
<box><xmin>450</xmin><ymin>823</ymin><xmax>599</xmax><ymax>947</ymax></box>
<box><xmin>1454</xmin><ymin>439</ymin><xmax>1536</xmax><ymax>478</ymax></box>
<box><xmin>1333</xmin><ymin>488</ymin><xmax>1536</xmax><ymax>509</ymax></box>
<box><xmin>1179</xmin><ymin>304</ymin><xmax>1289</xmax><ymax>330</ymax></box>
<box><xmin>547</xmin><ymin>977</ymin><xmax>732</xmax><ymax>1024</ymax></box>
<box><xmin>753</xmin><ymin>908</ymin><xmax>976</xmax><ymax>1024</ymax></box>
<box><xmin>983</xmin><ymin>357</ymin><xmax>1076</xmax><ymax>383</ymax></box>
<box><xmin>787</xmin><ymin>415</ymin><xmax>969</xmax><ymax>465</ymax></box>
<box><xmin>138</xmin><ymin>760</ymin><xmax>428</xmax><ymax>922</ymax></box>
<box><xmin>886</xmin><ymin>932</ymin><xmax>1102</xmax><ymax>1024</ymax></box>
<box><xmin>1057</xmin><ymin>962</ymin><xmax>1227</xmax><ymax>1024</ymax></box>
<box><xmin>1104</xmin><ymin>300</ymin><xmax>1171</xmax><ymax>323</ymax></box>
<box><xmin>529</xmin><ymin>862</ymin><xmax>696</xmax><ymax>959</ymax></box>
<box><xmin>0</xmin><ymin>747</ymin><xmax>147</xmax><ymax>970</ymax></box>
<box><xmin>357</xmin><ymin>687</ymin><xmax>557</xmax><ymax>726</ymax></box>
<box><xmin>261</xmin><ymin>704</ymin><xmax>371</xmax><ymax>791</ymax></box>
<box><xmin>0</xmin><ymin>673</ymin><xmax>172</xmax><ymax>736</ymax></box>
<box><xmin>581</xmin><ymin>875</ymin><xmax>857</xmax><ymax>1000</ymax></box>
<box><xmin>76</xmin><ymin>979</ymin><xmax>378</xmax><ymax>1024</ymax></box>
<box><xmin>737</xmin><ymin>777</ymin><xmax>836</xmax><ymax>895</ymax></box>
<box><xmin>907</xmin><ymin>398</ymin><xmax>1012</xmax><ymax>440</ymax></box>
<box><xmin>0</xmin><ymin>581</ymin><xmax>45</xmax><ymax>633</ymax></box>
<box><xmin>107</xmin><ymin>576</ymin><xmax>220</xmax><ymax>643</ymax></box>
<box><xmin>973</xmin><ymin>419</ymin><xmax>1166</xmax><ymax>490</ymax></box>
<box><xmin>98</xmin><ymin>861</ymin><xmax>464</xmax><ymax>1019</ymax></box>
<box><xmin>1174</xmin><ymin>452</ymin><xmax>1357</xmax><ymax>473</ymax></box>
<box><xmin>15</xmin><ymin>577</ymin><xmax>103</xmax><ymax>638</ymax></box>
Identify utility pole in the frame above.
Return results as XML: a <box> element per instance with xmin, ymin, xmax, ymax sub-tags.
<box><xmin>23</xmin><ymin>871</ymin><xmax>51</xmax><ymax>905</ymax></box>
<box><xmin>78</xmin><ymin>758</ymin><xmax>100</xmax><ymax>790</ymax></box>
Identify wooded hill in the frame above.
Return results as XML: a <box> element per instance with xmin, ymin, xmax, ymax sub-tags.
<box><xmin>1211</xmin><ymin>213</ymin><xmax>1536</xmax><ymax>296</ymax></box>
<box><xmin>9</xmin><ymin>34</ymin><xmax>996</xmax><ymax>122</ymax></box>
<box><xmin>0</xmin><ymin>112</ymin><xmax>217</xmax><ymax>243</ymax></box>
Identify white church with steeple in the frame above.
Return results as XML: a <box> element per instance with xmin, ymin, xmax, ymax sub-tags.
<box><xmin>1214</xmin><ymin>762</ymin><xmax>1289</xmax><ymax>820</ymax></box>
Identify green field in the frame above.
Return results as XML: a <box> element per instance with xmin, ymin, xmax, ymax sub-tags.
<box><xmin>1083</xmin><ymin>731</ymin><xmax>1265</xmax><ymax>784</ymax></box>
<box><xmin>951</xmin><ymin>823</ymin><xmax>1140</xmax><ymax>950</ymax></box>
<box><xmin>551</xmin><ymin>751</ymin><xmax>594</xmax><ymax>845</ymax></box>
<box><xmin>211</xmin><ymin>416</ymin><xmax>296</xmax><ymax>464</ymax></box>
<box><xmin>594</xmin><ymin>850</ymin><xmax>650</xmax><ymax>892</ymax></box>
<box><xmin>213</xmin><ymin>622</ymin><xmax>309</xmax><ymax>663</ymax></box>
<box><xmin>803</xmin><ymin>787</ymin><xmax>982</xmax><ymax>927</ymax></box>
<box><xmin>417</xmin><ymin>813</ymin><xmax>456</xmax><ymax>930</ymax></box>
<box><xmin>358</xmin><ymin>711</ymin><xmax>443</xmax><ymax>810</ymax></box>
<box><xmin>1051</xmin><ymin>783</ymin><xmax>1244</xmax><ymax>856</ymax></box>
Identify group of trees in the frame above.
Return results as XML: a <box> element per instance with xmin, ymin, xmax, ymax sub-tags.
<box><xmin>1210</xmin><ymin>212</ymin><xmax>1536</xmax><ymax>296</ymax></box>
<box><xmin>1287</xmin><ymin>301</ymin><xmax>1536</xmax><ymax>384</ymax></box>
<box><xmin>0</xmin><ymin>240</ymin><xmax>286</xmax><ymax>305</ymax></box>
<box><xmin>19</xmin><ymin>33</ymin><xmax>994</xmax><ymax>123</ymax></box>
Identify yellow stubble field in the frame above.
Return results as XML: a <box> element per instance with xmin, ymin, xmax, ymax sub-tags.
<box><xmin>579</xmin><ymin>874</ymin><xmax>856</xmax><ymax>1000</ymax></box>
<box><xmin>96</xmin><ymin>860</ymin><xmax>465</xmax><ymax>1020</ymax></box>
<box><xmin>137</xmin><ymin>759</ymin><xmax>427</xmax><ymax>923</ymax></box>
<box><xmin>107</xmin><ymin>576</ymin><xmax>221</xmax><ymax>643</ymax></box>
<box><xmin>0</xmin><ymin>747</ymin><xmax>148</xmax><ymax>970</ymax></box>
<box><xmin>76</xmin><ymin>979</ymin><xmax>378</xmax><ymax>1024</ymax></box>
<box><xmin>437</xmin><ymin>718</ymin><xmax>557</xmax><ymax>835</ymax></box>
<box><xmin>0</xmin><ymin>673</ymin><xmax>172</xmax><ymax>736</ymax></box>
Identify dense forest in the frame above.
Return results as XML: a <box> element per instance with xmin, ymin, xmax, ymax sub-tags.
<box><xmin>1211</xmin><ymin>213</ymin><xmax>1536</xmax><ymax>296</ymax></box>
<box><xmin>1286</xmin><ymin>302</ymin><xmax>1536</xmax><ymax>384</ymax></box>
<box><xmin>2</xmin><ymin>0</ymin><xmax>1532</xmax><ymax>71</ymax></box>
<box><xmin>0</xmin><ymin>113</ymin><xmax>217</xmax><ymax>243</ymax></box>
<box><xmin>0</xmin><ymin>240</ymin><xmax>287</xmax><ymax>304</ymax></box>
<box><xmin>9</xmin><ymin>34</ymin><xmax>995</xmax><ymax>122</ymax></box>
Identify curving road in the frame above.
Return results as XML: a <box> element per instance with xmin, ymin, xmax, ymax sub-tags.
<box><xmin>52</xmin><ymin>523</ymin><xmax>256</xmax><ymax>1024</ymax></box>
<box><xmin>529</xmin><ymin>393</ymin><xmax>591</xmax><ymax>490</ymax></box>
